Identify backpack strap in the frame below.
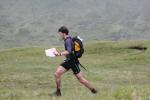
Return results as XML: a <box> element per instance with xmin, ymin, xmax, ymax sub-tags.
<box><xmin>73</xmin><ymin>57</ymin><xmax>87</xmax><ymax>71</ymax></box>
<box><xmin>79</xmin><ymin>62</ymin><xmax>87</xmax><ymax>71</ymax></box>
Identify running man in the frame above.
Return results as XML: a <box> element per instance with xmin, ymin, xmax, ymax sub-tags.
<box><xmin>53</xmin><ymin>26</ymin><xmax>97</xmax><ymax>96</ymax></box>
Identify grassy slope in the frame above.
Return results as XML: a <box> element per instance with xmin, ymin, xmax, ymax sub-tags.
<box><xmin>0</xmin><ymin>40</ymin><xmax>150</xmax><ymax>100</ymax></box>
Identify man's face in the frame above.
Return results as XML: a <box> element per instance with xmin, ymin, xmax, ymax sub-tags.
<box><xmin>58</xmin><ymin>32</ymin><xmax>65</xmax><ymax>40</ymax></box>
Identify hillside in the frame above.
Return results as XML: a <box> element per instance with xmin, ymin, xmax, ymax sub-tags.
<box><xmin>0</xmin><ymin>41</ymin><xmax>150</xmax><ymax>100</ymax></box>
<box><xmin>0</xmin><ymin>0</ymin><xmax>150</xmax><ymax>48</ymax></box>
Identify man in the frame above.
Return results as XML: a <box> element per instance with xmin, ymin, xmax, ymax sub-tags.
<box><xmin>54</xmin><ymin>26</ymin><xmax>97</xmax><ymax>96</ymax></box>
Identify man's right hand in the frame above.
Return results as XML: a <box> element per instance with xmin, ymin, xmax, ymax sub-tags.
<box><xmin>53</xmin><ymin>49</ymin><xmax>61</xmax><ymax>56</ymax></box>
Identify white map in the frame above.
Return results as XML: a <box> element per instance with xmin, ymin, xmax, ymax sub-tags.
<box><xmin>45</xmin><ymin>48</ymin><xmax>57</xmax><ymax>57</ymax></box>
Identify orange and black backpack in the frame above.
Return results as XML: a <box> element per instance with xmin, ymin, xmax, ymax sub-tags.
<box><xmin>72</xmin><ymin>36</ymin><xmax>84</xmax><ymax>58</ymax></box>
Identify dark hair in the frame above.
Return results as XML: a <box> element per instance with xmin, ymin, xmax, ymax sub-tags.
<box><xmin>58</xmin><ymin>26</ymin><xmax>69</xmax><ymax>35</ymax></box>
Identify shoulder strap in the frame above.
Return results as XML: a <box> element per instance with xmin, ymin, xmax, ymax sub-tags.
<box><xmin>64</xmin><ymin>36</ymin><xmax>72</xmax><ymax>41</ymax></box>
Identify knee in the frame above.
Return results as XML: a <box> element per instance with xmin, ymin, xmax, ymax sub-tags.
<box><xmin>54</xmin><ymin>72</ymin><xmax>60</xmax><ymax>78</ymax></box>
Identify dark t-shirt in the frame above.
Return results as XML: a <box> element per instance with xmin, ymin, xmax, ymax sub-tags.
<box><xmin>64</xmin><ymin>36</ymin><xmax>74</xmax><ymax>60</ymax></box>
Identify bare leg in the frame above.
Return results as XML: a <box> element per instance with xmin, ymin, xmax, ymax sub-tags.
<box><xmin>75</xmin><ymin>71</ymin><xmax>97</xmax><ymax>93</ymax></box>
<box><xmin>54</xmin><ymin>66</ymin><xmax>68</xmax><ymax>96</ymax></box>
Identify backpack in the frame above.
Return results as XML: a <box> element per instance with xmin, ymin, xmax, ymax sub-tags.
<box><xmin>72</xmin><ymin>36</ymin><xmax>84</xmax><ymax>58</ymax></box>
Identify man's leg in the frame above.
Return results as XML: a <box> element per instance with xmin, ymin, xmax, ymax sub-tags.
<box><xmin>54</xmin><ymin>66</ymin><xmax>68</xmax><ymax>96</ymax></box>
<box><xmin>75</xmin><ymin>71</ymin><xmax>97</xmax><ymax>94</ymax></box>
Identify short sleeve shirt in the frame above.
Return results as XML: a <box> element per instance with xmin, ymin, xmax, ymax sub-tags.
<box><xmin>64</xmin><ymin>37</ymin><xmax>74</xmax><ymax>60</ymax></box>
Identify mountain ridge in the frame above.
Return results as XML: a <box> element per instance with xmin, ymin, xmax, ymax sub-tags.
<box><xmin>0</xmin><ymin>0</ymin><xmax>150</xmax><ymax>48</ymax></box>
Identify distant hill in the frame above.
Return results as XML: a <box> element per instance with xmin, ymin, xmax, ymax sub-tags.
<box><xmin>0</xmin><ymin>0</ymin><xmax>150</xmax><ymax>48</ymax></box>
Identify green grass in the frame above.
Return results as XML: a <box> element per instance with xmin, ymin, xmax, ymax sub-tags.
<box><xmin>0</xmin><ymin>40</ymin><xmax>150</xmax><ymax>100</ymax></box>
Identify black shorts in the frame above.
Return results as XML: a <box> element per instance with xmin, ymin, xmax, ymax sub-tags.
<box><xmin>60</xmin><ymin>59</ymin><xmax>80</xmax><ymax>74</ymax></box>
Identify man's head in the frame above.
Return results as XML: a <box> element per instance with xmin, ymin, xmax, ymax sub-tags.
<box><xmin>58</xmin><ymin>26</ymin><xmax>69</xmax><ymax>39</ymax></box>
